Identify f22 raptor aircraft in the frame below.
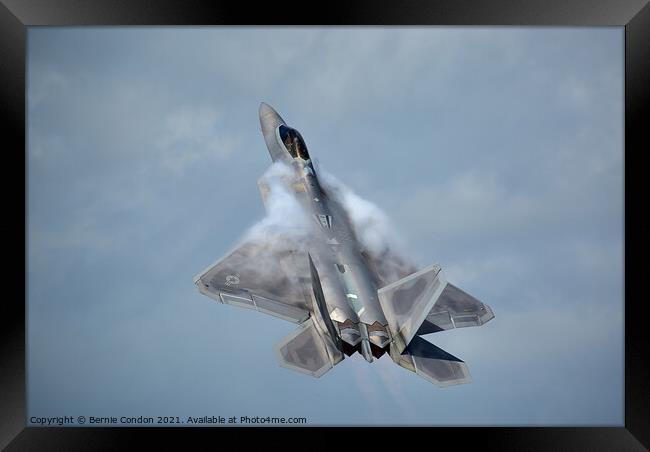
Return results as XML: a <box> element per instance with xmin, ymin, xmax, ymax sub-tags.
<box><xmin>193</xmin><ymin>103</ymin><xmax>495</xmax><ymax>387</ymax></box>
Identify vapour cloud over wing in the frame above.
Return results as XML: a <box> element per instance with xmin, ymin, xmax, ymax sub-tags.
<box><xmin>242</xmin><ymin>161</ymin><xmax>310</xmax><ymax>243</ymax></box>
<box><xmin>215</xmin><ymin>160</ymin><xmax>419</xmax><ymax>293</ymax></box>
<box><xmin>319</xmin><ymin>168</ymin><xmax>418</xmax><ymax>286</ymax></box>
<box><xmin>217</xmin><ymin>161</ymin><xmax>314</xmax><ymax>297</ymax></box>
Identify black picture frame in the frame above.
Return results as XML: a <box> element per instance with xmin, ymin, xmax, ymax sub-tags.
<box><xmin>2</xmin><ymin>1</ymin><xmax>648</xmax><ymax>449</ymax></box>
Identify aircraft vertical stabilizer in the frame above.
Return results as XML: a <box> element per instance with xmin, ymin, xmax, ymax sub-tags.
<box><xmin>378</xmin><ymin>264</ymin><xmax>447</xmax><ymax>354</ymax></box>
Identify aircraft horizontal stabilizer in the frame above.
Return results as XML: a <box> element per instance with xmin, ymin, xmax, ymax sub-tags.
<box><xmin>274</xmin><ymin>317</ymin><xmax>343</xmax><ymax>378</ymax></box>
<box><xmin>391</xmin><ymin>336</ymin><xmax>472</xmax><ymax>387</ymax></box>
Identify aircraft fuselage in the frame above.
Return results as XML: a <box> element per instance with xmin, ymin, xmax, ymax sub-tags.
<box><xmin>261</xmin><ymin>105</ymin><xmax>390</xmax><ymax>362</ymax></box>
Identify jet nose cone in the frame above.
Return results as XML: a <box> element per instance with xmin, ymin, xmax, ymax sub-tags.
<box><xmin>259</xmin><ymin>102</ymin><xmax>286</xmax><ymax>134</ymax></box>
<box><xmin>258</xmin><ymin>102</ymin><xmax>276</xmax><ymax>116</ymax></box>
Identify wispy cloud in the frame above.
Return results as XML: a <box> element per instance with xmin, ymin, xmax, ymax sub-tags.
<box><xmin>157</xmin><ymin>105</ymin><xmax>239</xmax><ymax>174</ymax></box>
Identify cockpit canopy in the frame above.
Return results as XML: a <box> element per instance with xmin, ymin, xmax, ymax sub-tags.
<box><xmin>278</xmin><ymin>125</ymin><xmax>311</xmax><ymax>161</ymax></box>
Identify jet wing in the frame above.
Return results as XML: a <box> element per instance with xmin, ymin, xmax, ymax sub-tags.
<box><xmin>193</xmin><ymin>238</ymin><xmax>311</xmax><ymax>324</ymax></box>
<box><xmin>378</xmin><ymin>265</ymin><xmax>495</xmax><ymax>351</ymax></box>
<box><xmin>417</xmin><ymin>283</ymin><xmax>495</xmax><ymax>334</ymax></box>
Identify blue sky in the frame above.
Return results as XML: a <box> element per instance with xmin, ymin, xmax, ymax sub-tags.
<box><xmin>27</xmin><ymin>27</ymin><xmax>623</xmax><ymax>426</ymax></box>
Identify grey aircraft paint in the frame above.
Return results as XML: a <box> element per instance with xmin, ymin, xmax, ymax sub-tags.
<box><xmin>193</xmin><ymin>103</ymin><xmax>495</xmax><ymax>386</ymax></box>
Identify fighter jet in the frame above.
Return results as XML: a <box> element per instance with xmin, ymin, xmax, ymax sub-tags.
<box><xmin>193</xmin><ymin>103</ymin><xmax>495</xmax><ymax>387</ymax></box>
